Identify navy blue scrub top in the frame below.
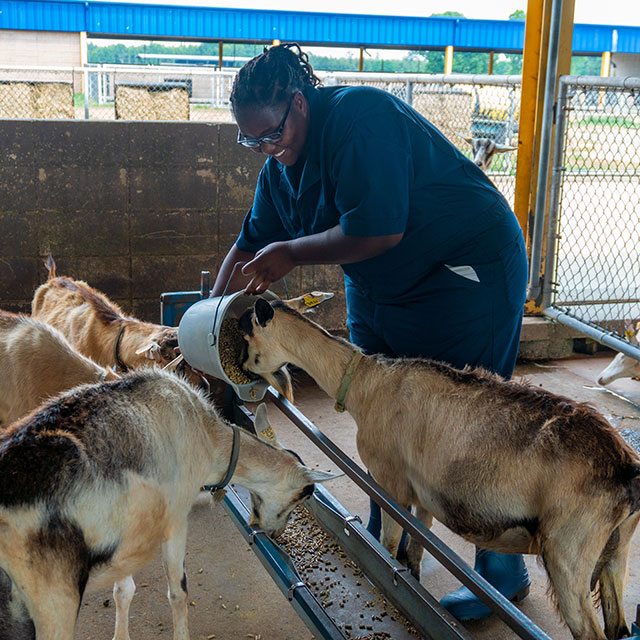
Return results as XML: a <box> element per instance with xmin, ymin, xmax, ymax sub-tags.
<box><xmin>236</xmin><ymin>85</ymin><xmax>523</xmax><ymax>305</ymax></box>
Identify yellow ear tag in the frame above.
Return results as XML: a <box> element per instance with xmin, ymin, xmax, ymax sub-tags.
<box><xmin>625</xmin><ymin>329</ymin><xmax>635</xmax><ymax>341</ymax></box>
<box><xmin>212</xmin><ymin>489</ymin><xmax>227</xmax><ymax>504</ymax></box>
<box><xmin>303</xmin><ymin>295</ymin><xmax>320</xmax><ymax>308</ymax></box>
<box><xmin>260</xmin><ymin>426</ymin><xmax>275</xmax><ymax>441</ymax></box>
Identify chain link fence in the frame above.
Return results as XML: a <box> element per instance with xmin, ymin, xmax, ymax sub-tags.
<box><xmin>321</xmin><ymin>72</ymin><xmax>520</xmax><ymax>205</ymax></box>
<box><xmin>0</xmin><ymin>64</ymin><xmax>237</xmax><ymax>122</ymax></box>
<box><xmin>0</xmin><ymin>65</ymin><xmax>519</xmax><ymax>203</ymax></box>
<box><xmin>544</xmin><ymin>75</ymin><xmax>640</xmax><ymax>354</ymax></box>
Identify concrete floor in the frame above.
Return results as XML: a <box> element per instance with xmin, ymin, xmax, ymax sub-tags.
<box><xmin>75</xmin><ymin>352</ymin><xmax>640</xmax><ymax>640</ymax></box>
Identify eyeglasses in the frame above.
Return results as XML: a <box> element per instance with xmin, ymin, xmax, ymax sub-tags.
<box><xmin>237</xmin><ymin>94</ymin><xmax>295</xmax><ymax>149</ymax></box>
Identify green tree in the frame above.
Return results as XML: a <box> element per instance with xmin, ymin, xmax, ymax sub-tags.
<box><xmin>430</xmin><ymin>11</ymin><xmax>465</xmax><ymax>17</ymax></box>
<box><xmin>570</xmin><ymin>55</ymin><xmax>601</xmax><ymax>75</ymax></box>
<box><xmin>509</xmin><ymin>10</ymin><xmax>526</xmax><ymax>20</ymax></box>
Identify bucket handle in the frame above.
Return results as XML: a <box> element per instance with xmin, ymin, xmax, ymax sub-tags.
<box><xmin>211</xmin><ymin>261</ymin><xmax>246</xmax><ymax>347</ymax></box>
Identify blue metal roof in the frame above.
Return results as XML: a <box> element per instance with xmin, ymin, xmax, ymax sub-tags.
<box><xmin>1</xmin><ymin>0</ymin><xmax>638</xmax><ymax>54</ymax></box>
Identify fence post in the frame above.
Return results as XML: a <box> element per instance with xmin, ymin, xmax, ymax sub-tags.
<box><xmin>526</xmin><ymin>0</ymin><xmax>564</xmax><ymax>302</ymax></box>
<box><xmin>405</xmin><ymin>80</ymin><xmax>413</xmax><ymax>107</ymax></box>
<box><xmin>541</xmin><ymin>78</ymin><xmax>569</xmax><ymax>310</ymax></box>
<box><xmin>83</xmin><ymin>68</ymin><xmax>90</xmax><ymax>120</ymax></box>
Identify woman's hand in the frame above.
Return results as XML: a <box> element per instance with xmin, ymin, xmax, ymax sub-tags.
<box><xmin>242</xmin><ymin>241</ymin><xmax>296</xmax><ymax>294</ymax></box>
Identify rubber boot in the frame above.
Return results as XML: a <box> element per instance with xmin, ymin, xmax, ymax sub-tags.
<box><xmin>440</xmin><ymin>548</ymin><xmax>531</xmax><ymax>621</ymax></box>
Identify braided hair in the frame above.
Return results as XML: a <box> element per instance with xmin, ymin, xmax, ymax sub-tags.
<box><xmin>230</xmin><ymin>43</ymin><xmax>321</xmax><ymax>116</ymax></box>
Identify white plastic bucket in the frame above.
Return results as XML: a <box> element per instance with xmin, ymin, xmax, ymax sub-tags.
<box><xmin>178</xmin><ymin>290</ymin><xmax>279</xmax><ymax>402</ymax></box>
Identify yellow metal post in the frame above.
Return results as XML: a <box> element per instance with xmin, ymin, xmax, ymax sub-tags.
<box><xmin>515</xmin><ymin>0</ymin><xmax>575</xmax><ymax>313</ymax></box>
<box><xmin>488</xmin><ymin>51</ymin><xmax>494</xmax><ymax>75</ymax></box>
<box><xmin>600</xmin><ymin>51</ymin><xmax>611</xmax><ymax>76</ymax></box>
<box><xmin>218</xmin><ymin>41</ymin><xmax>223</xmax><ymax>69</ymax></box>
<box><xmin>513</xmin><ymin>0</ymin><xmax>546</xmax><ymax>239</ymax></box>
<box><xmin>444</xmin><ymin>45</ymin><xmax>454</xmax><ymax>74</ymax></box>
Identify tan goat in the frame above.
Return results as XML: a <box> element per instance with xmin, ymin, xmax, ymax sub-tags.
<box><xmin>0</xmin><ymin>369</ymin><xmax>337</xmax><ymax>640</ymax></box>
<box><xmin>0</xmin><ymin>309</ymin><xmax>118</xmax><ymax>425</ymax></box>
<box><xmin>31</xmin><ymin>256</ymin><xmax>198</xmax><ymax>381</ymax></box>
<box><xmin>238</xmin><ymin>298</ymin><xmax>640</xmax><ymax>640</ymax></box>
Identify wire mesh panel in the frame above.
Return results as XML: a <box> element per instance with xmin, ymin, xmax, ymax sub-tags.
<box><xmin>0</xmin><ymin>66</ymin><xmax>76</xmax><ymax>118</ymax></box>
<box><xmin>0</xmin><ymin>65</ymin><xmax>520</xmax><ymax>204</ymax></box>
<box><xmin>549</xmin><ymin>76</ymin><xmax>640</xmax><ymax>342</ymax></box>
<box><xmin>84</xmin><ymin>66</ymin><xmax>236</xmax><ymax>121</ymax></box>
<box><xmin>320</xmin><ymin>72</ymin><xmax>520</xmax><ymax>207</ymax></box>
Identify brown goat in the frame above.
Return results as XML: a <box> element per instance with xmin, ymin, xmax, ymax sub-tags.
<box><xmin>0</xmin><ymin>309</ymin><xmax>118</xmax><ymax>425</ymax></box>
<box><xmin>31</xmin><ymin>257</ymin><xmax>200</xmax><ymax>383</ymax></box>
<box><xmin>238</xmin><ymin>298</ymin><xmax>640</xmax><ymax>640</ymax></box>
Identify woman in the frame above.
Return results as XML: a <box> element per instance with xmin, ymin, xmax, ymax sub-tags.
<box><xmin>211</xmin><ymin>43</ymin><xmax>530</xmax><ymax>621</ymax></box>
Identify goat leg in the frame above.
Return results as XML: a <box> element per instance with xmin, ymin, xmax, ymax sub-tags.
<box><xmin>112</xmin><ymin>575</ymin><xmax>136</xmax><ymax>640</ymax></box>
<box><xmin>162</xmin><ymin>526</ymin><xmax>190</xmax><ymax>640</ymax></box>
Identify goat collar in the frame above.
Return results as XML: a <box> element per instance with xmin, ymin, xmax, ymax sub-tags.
<box><xmin>205</xmin><ymin>424</ymin><xmax>241</xmax><ymax>496</ymax></box>
<box><xmin>335</xmin><ymin>350</ymin><xmax>364</xmax><ymax>413</ymax></box>
<box><xmin>113</xmin><ymin>324</ymin><xmax>128</xmax><ymax>373</ymax></box>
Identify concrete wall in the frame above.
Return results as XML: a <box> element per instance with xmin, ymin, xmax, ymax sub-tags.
<box><xmin>0</xmin><ymin>119</ymin><xmax>347</xmax><ymax>330</ymax></box>
<box><xmin>0</xmin><ymin>30</ymin><xmax>82</xmax><ymax>67</ymax></box>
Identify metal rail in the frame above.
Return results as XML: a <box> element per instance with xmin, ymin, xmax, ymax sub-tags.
<box><xmin>222</xmin><ymin>487</ymin><xmax>346</xmax><ymax>640</ymax></box>
<box><xmin>269</xmin><ymin>388</ymin><xmax>553</xmax><ymax>640</ymax></box>
<box><xmin>310</xmin><ymin>484</ymin><xmax>473</xmax><ymax>640</ymax></box>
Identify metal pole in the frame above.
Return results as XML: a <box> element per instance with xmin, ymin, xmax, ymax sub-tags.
<box><xmin>527</xmin><ymin>0</ymin><xmax>564</xmax><ymax>301</ymax></box>
<box><xmin>541</xmin><ymin>77</ymin><xmax>569</xmax><ymax>309</ymax></box>
<box><xmin>83</xmin><ymin>68</ymin><xmax>90</xmax><ymax>120</ymax></box>
<box><xmin>405</xmin><ymin>79</ymin><xmax>413</xmax><ymax>107</ymax></box>
<box><xmin>544</xmin><ymin>307</ymin><xmax>640</xmax><ymax>360</ymax></box>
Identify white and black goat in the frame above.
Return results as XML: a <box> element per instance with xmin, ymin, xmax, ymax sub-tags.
<box><xmin>238</xmin><ymin>298</ymin><xmax>640</xmax><ymax>640</ymax></box>
<box><xmin>457</xmin><ymin>133</ymin><xmax>517</xmax><ymax>172</ymax></box>
<box><xmin>0</xmin><ymin>369</ymin><xmax>337</xmax><ymax>640</ymax></box>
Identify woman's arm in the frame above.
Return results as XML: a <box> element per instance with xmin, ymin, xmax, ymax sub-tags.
<box><xmin>210</xmin><ymin>244</ymin><xmax>256</xmax><ymax>297</ymax></box>
<box><xmin>242</xmin><ymin>224</ymin><xmax>403</xmax><ymax>294</ymax></box>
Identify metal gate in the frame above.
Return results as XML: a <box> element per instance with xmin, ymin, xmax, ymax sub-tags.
<box><xmin>542</xmin><ymin>75</ymin><xmax>640</xmax><ymax>361</ymax></box>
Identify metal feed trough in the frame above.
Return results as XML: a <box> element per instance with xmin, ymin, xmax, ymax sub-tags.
<box><xmin>162</xmin><ymin>273</ymin><xmax>556</xmax><ymax>640</ymax></box>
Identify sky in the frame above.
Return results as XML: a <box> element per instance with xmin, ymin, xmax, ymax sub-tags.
<box><xmin>95</xmin><ymin>0</ymin><xmax>640</xmax><ymax>27</ymax></box>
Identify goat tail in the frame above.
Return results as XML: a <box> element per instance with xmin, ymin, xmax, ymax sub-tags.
<box><xmin>43</xmin><ymin>254</ymin><xmax>56</xmax><ymax>279</ymax></box>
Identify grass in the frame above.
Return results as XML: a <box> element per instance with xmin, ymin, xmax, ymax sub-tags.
<box><xmin>572</xmin><ymin>115</ymin><xmax>640</xmax><ymax>129</ymax></box>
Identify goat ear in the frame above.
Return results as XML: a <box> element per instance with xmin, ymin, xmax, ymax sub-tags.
<box><xmin>136</xmin><ymin>341</ymin><xmax>162</xmax><ymax>361</ymax></box>
<box><xmin>303</xmin><ymin>469</ymin><xmax>344</xmax><ymax>483</ymax></box>
<box><xmin>254</xmin><ymin>403</ymin><xmax>280</xmax><ymax>446</ymax></box>
<box><xmin>284</xmin><ymin>291</ymin><xmax>334</xmax><ymax>314</ymax></box>
<box><xmin>455</xmin><ymin>132</ymin><xmax>473</xmax><ymax>144</ymax></box>
<box><xmin>238</xmin><ymin>309</ymin><xmax>253</xmax><ymax>336</ymax></box>
<box><xmin>254</xmin><ymin>298</ymin><xmax>274</xmax><ymax>327</ymax></box>
<box><xmin>162</xmin><ymin>353</ymin><xmax>184</xmax><ymax>370</ymax></box>
<box><xmin>494</xmin><ymin>143</ymin><xmax>517</xmax><ymax>152</ymax></box>
<box><xmin>265</xmin><ymin>367</ymin><xmax>294</xmax><ymax>404</ymax></box>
